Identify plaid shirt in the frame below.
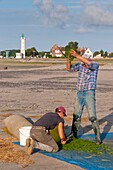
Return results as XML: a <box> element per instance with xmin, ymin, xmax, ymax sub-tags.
<box><xmin>70</xmin><ymin>61</ymin><xmax>99</xmax><ymax>91</ymax></box>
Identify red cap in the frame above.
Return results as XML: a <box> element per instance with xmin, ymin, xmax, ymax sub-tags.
<box><xmin>55</xmin><ymin>106</ymin><xmax>67</xmax><ymax>116</ymax></box>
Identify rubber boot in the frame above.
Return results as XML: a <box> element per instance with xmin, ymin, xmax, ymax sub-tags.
<box><xmin>71</xmin><ymin>114</ymin><xmax>80</xmax><ymax>138</ymax></box>
<box><xmin>92</xmin><ymin>120</ymin><xmax>101</xmax><ymax>144</ymax></box>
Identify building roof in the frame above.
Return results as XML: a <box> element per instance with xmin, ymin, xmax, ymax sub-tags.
<box><xmin>21</xmin><ymin>33</ymin><xmax>25</xmax><ymax>38</ymax></box>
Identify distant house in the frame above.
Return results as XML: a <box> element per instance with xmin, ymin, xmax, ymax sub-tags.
<box><xmin>50</xmin><ymin>45</ymin><xmax>93</xmax><ymax>58</ymax></box>
<box><xmin>94</xmin><ymin>54</ymin><xmax>103</xmax><ymax>59</ymax></box>
<box><xmin>77</xmin><ymin>47</ymin><xmax>93</xmax><ymax>58</ymax></box>
<box><xmin>50</xmin><ymin>44</ymin><xmax>65</xmax><ymax>57</ymax></box>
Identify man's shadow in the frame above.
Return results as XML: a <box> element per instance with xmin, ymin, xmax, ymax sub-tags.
<box><xmin>78</xmin><ymin>111</ymin><xmax>113</xmax><ymax>142</ymax></box>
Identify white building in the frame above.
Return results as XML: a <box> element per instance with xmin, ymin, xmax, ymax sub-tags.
<box><xmin>16</xmin><ymin>53</ymin><xmax>22</xmax><ymax>59</ymax></box>
<box><xmin>94</xmin><ymin>54</ymin><xmax>103</xmax><ymax>59</ymax></box>
<box><xmin>78</xmin><ymin>47</ymin><xmax>93</xmax><ymax>59</ymax></box>
<box><xmin>21</xmin><ymin>33</ymin><xmax>26</xmax><ymax>58</ymax></box>
<box><xmin>0</xmin><ymin>55</ymin><xmax>3</xmax><ymax>58</ymax></box>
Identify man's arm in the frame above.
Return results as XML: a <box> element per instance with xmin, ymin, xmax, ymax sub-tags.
<box><xmin>70</xmin><ymin>49</ymin><xmax>90</xmax><ymax>65</ymax></box>
<box><xmin>58</xmin><ymin>122</ymin><xmax>66</xmax><ymax>144</ymax></box>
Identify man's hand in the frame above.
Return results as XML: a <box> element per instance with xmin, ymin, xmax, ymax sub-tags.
<box><xmin>70</xmin><ymin>49</ymin><xmax>78</xmax><ymax>58</ymax></box>
<box><xmin>61</xmin><ymin>139</ymin><xmax>66</xmax><ymax>145</ymax></box>
<box><xmin>70</xmin><ymin>49</ymin><xmax>90</xmax><ymax>64</ymax></box>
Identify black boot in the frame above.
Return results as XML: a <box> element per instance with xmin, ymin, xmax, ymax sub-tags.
<box><xmin>92</xmin><ymin>120</ymin><xmax>102</xmax><ymax>144</ymax></box>
<box><xmin>71</xmin><ymin>114</ymin><xmax>80</xmax><ymax>138</ymax></box>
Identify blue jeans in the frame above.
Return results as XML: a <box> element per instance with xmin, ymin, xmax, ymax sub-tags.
<box><xmin>74</xmin><ymin>90</ymin><xmax>97</xmax><ymax>120</ymax></box>
<box><xmin>73</xmin><ymin>90</ymin><xmax>101</xmax><ymax>143</ymax></box>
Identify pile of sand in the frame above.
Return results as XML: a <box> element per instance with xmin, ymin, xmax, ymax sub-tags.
<box><xmin>0</xmin><ymin>137</ymin><xmax>33</xmax><ymax>167</ymax></box>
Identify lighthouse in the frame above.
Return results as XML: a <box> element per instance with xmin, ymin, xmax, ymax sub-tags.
<box><xmin>21</xmin><ymin>33</ymin><xmax>26</xmax><ymax>58</ymax></box>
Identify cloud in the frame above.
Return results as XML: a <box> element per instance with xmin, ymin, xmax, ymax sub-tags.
<box><xmin>84</xmin><ymin>5</ymin><xmax>113</xmax><ymax>26</ymax></box>
<box><xmin>32</xmin><ymin>0</ymin><xmax>113</xmax><ymax>32</ymax></box>
<box><xmin>33</xmin><ymin>0</ymin><xmax>69</xmax><ymax>28</ymax></box>
<box><xmin>74</xmin><ymin>26</ymin><xmax>94</xmax><ymax>33</ymax></box>
<box><xmin>78</xmin><ymin>1</ymin><xmax>113</xmax><ymax>27</ymax></box>
<box><xmin>71</xmin><ymin>1</ymin><xmax>113</xmax><ymax>33</ymax></box>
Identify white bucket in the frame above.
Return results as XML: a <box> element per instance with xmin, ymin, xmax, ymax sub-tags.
<box><xmin>19</xmin><ymin>126</ymin><xmax>32</xmax><ymax>146</ymax></box>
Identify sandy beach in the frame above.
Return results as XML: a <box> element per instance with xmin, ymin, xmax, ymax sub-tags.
<box><xmin>0</xmin><ymin>58</ymin><xmax>113</xmax><ymax>170</ymax></box>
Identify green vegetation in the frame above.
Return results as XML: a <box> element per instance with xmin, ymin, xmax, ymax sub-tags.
<box><xmin>50</xmin><ymin>126</ymin><xmax>60</xmax><ymax>143</ymax></box>
<box><xmin>49</xmin><ymin>126</ymin><xmax>113</xmax><ymax>155</ymax></box>
<box><xmin>93</xmin><ymin>50</ymin><xmax>108</xmax><ymax>58</ymax></box>
<box><xmin>0</xmin><ymin>49</ymin><xmax>20</xmax><ymax>58</ymax></box>
<box><xmin>65</xmin><ymin>41</ymin><xmax>79</xmax><ymax>61</ymax></box>
<box><xmin>25</xmin><ymin>47</ymin><xmax>38</xmax><ymax>57</ymax></box>
<box><xmin>62</xmin><ymin>137</ymin><xmax>113</xmax><ymax>155</ymax></box>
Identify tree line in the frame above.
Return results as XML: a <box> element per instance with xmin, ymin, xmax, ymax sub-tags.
<box><xmin>0</xmin><ymin>41</ymin><xmax>113</xmax><ymax>58</ymax></box>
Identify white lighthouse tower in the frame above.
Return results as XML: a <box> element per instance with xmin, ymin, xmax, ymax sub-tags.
<box><xmin>21</xmin><ymin>33</ymin><xmax>26</xmax><ymax>58</ymax></box>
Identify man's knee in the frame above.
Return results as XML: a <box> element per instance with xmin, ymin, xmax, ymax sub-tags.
<box><xmin>52</xmin><ymin>147</ymin><xmax>59</xmax><ymax>153</ymax></box>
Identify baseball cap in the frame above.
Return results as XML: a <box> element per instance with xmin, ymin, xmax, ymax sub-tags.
<box><xmin>55</xmin><ymin>106</ymin><xmax>67</xmax><ymax>116</ymax></box>
<box><xmin>82</xmin><ymin>54</ymin><xmax>91</xmax><ymax>59</ymax></box>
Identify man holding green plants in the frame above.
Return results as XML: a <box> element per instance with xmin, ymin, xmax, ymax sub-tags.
<box><xmin>66</xmin><ymin>49</ymin><xmax>101</xmax><ymax>144</ymax></box>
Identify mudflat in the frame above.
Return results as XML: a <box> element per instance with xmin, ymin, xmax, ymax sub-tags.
<box><xmin>0</xmin><ymin>58</ymin><xmax>113</xmax><ymax>170</ymax></box>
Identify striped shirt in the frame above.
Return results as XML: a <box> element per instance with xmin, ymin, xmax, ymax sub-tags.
<box><xmin>70</xmin><ymin>61</ymin><xmax>99</xmax><ymax>91</ymax></box>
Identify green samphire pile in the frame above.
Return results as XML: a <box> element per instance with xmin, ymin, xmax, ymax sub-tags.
<box><xmin>50</xmin><ymin>126</ymin><xmax>113</xmax><ymax>155</ymax></box>
<box><xmin>62</xmin><ymin>137</ymin><xmax>113</xmax><ymax>155</ymax></box>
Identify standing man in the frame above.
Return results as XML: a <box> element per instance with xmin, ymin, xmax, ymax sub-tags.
<box><xmin>25</xmin><ymin>106</ymin><xmax>67</xmax><ymax>155</ymax></box>
<box><xmin>67</xmin><ymin>49</ymin><xmax>101</xmax><ymax>144</ymax></box>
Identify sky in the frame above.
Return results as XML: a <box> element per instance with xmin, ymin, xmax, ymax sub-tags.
<box><xmin>0</xmin><ymin>0</ymin><xmax>113</xmax><ymax>53</ymax></box>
